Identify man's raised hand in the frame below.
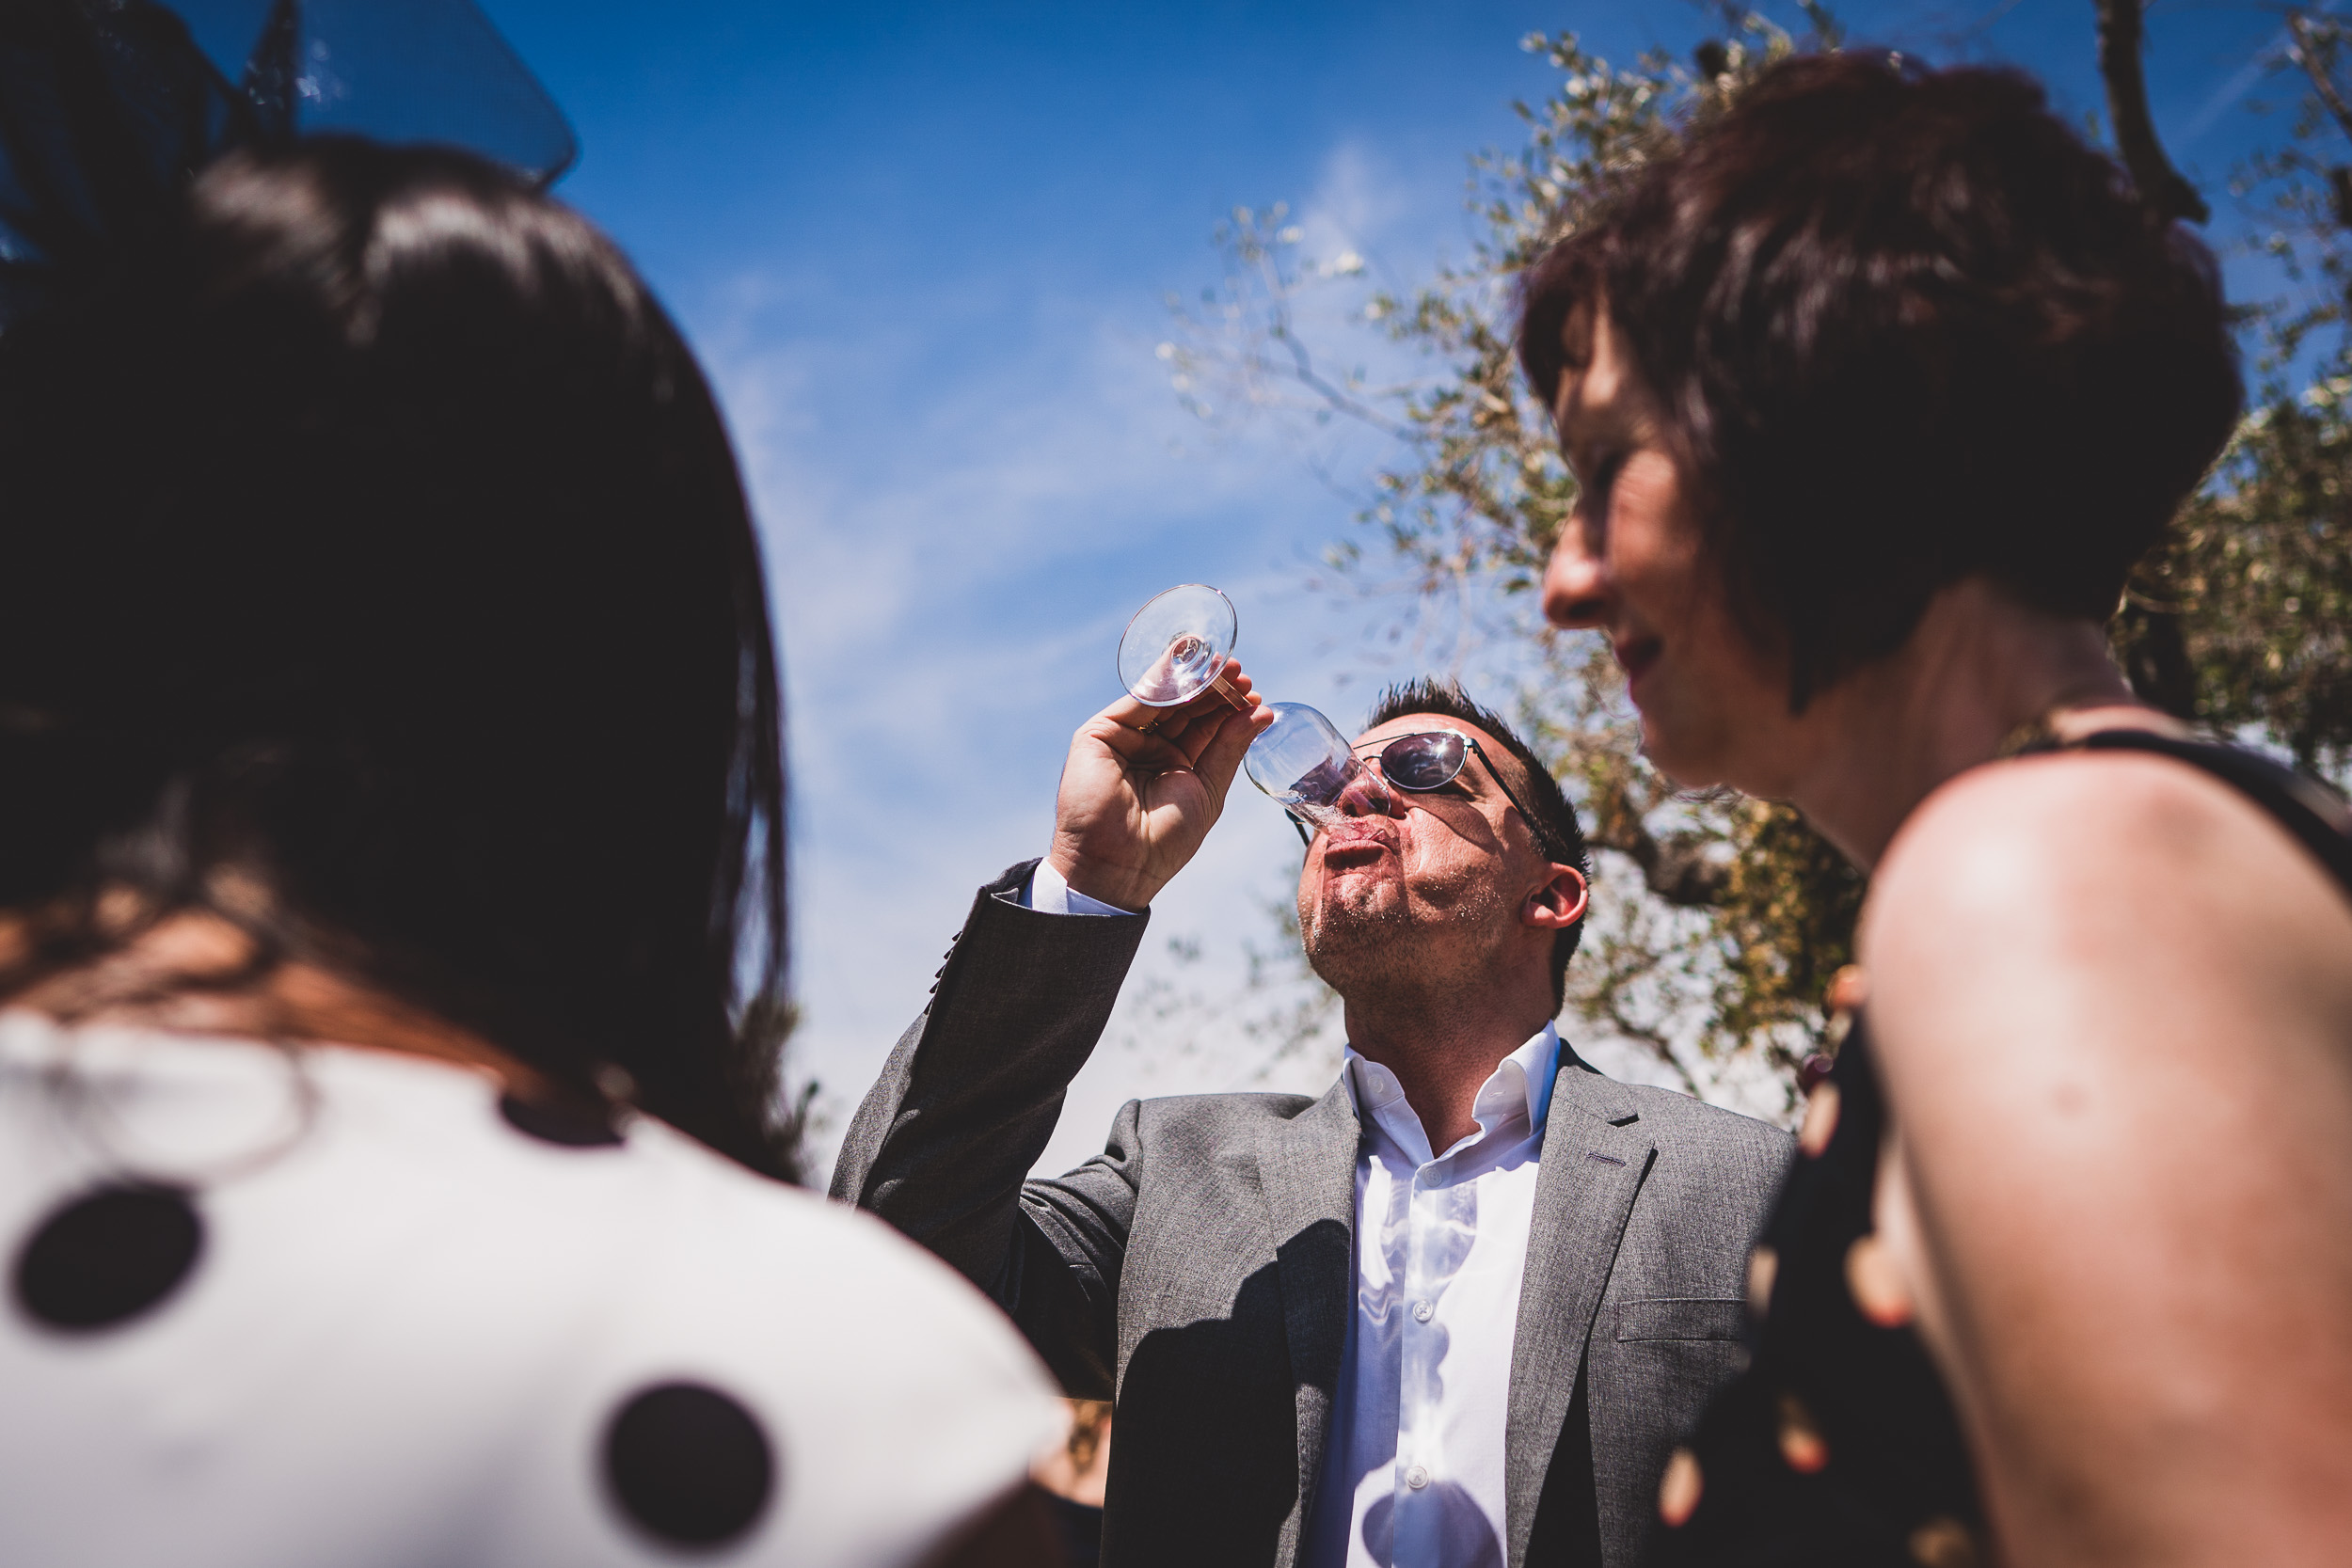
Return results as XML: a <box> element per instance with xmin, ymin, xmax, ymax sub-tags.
<box><xmin>1046</xmin><ymin>659</ymin><xmax>1274</xmax><ymax>911</ymax></box>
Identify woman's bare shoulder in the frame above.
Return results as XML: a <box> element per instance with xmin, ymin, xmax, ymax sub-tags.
<box><xmin>1867</xmin><ymin>745</ymin><xmax>2346</xmax><ymax>972</ymax></box>
<box><xmin>1857</xmin><ymin>747</ymin><xmax>2352</xmax><ymax>1563</ymax></box>
<box><xmin>1861</xmin><ymin>742</ymin><xmax>2352</xmax><ymax>1105</ymax></box>
<box><xmin>1876</xmin><ymin>746</ymin><xmax>2249</xmax><ymax>908</ymax></box>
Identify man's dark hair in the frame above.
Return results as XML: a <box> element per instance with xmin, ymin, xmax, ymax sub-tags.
<box><xmin>1518</xmin><ymin>53</ymin><xmax>2244</xmax><ymax>709</ymax></box>
<box><xmin>1362</xmin><ymin>678</ymin><xmax>1593</xmax><ymax>1007</ymax></box>
<box><xmin>0</xmin><ymin>140</ymin><xmax>793</xmax><ymax>1175</ymax></box>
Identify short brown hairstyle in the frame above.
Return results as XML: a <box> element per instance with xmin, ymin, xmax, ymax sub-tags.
<box><xmin>1518</xmin><ymin>54</ymin><xmax>2243</xmax><ymax>707</ymax></box>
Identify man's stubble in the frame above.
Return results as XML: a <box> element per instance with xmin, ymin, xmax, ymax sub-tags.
<box><xmin>1299</xmin><ymin>865</ymin><xmax>1514</xmax><ymax>1017</ymax></box>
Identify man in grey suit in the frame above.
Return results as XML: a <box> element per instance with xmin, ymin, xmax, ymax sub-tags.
<box><xmin>834</xmin><ymin>670</ymin><xmax>1790</xmax><ymax>1568</ymax></box>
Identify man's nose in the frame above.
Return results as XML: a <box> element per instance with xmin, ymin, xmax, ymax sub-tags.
<box><xmin>1543</xmin><ymin>521</ymin><xmax>1610</xmax><ymax>629</ymax></box>
<box><xmin>1336</xmin><ymin>761</ymin><xmax>1397</xmax><ymax>817</ymax></box>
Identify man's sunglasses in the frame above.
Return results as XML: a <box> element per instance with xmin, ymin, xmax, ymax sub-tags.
<box><xmin>1285</xmin><ymin>729</ymin><xmax>1545</xmax><ymax>848</ymax></box>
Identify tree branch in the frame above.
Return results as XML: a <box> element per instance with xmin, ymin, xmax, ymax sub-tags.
<box><xmin>2093</xmin><ymin>0</ymin><xmax>2211</xmax><ymax>715</ymax></box>
<box><xmin>1263</xmin><ymin>333</ymin><xmax>1419</xmax><ymax>440</ymax></box>
<box><xmin>2093</xmin><ymin>0</ymin><xmax>2210</xmax><ymax>226</ymax></box>
<box><xmin>2288</xmin><ymin>13</ymin><xmax>2352</xmax><ymax>147</ymax></box>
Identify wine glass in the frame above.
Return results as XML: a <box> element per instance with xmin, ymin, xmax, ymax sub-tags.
<box><xmin>1244</xmin><ymin>701</ymin><xmax>1391</xmax><ymax>832</ymax></box>
<box><xmin>1113</xmin><ymin>587</ymin><xmax>1387</xmax><ymax>835</ymax></box>
<box><xmin>1118</xmin><ymin>584</ymin><xmax>1248</xmax><ymax>710</ymax></box>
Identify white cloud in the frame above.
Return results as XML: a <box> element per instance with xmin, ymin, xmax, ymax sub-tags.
<box><xmin>680</xmin><ymin>244</ymin><xmax>1390</xmax><ymax>1183</ymax></box>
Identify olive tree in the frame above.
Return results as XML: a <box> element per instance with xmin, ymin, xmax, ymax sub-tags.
<box><xmin>1163</xmin><ymin>1</ymin><xmax>2352</xmax><ymax>1109</ymax></box>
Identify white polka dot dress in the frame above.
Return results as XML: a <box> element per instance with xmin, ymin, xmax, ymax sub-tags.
<box><xmin>0</xmin><ymin>1012</ymin><xmax>1059</xmax><ymax>1567</ymax></box>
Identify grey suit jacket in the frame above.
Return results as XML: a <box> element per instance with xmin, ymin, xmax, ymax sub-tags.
<box><xmin>833</xmin><ymin>863</ymin><xmax>1791</xmax><ymax>1568</ymax></box>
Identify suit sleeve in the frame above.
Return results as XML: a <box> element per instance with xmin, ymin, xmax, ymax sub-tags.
<box><xmin>829</xmin><ymin>859</ymin><xmax>1150</xmax><ymax>1398</ymax></box>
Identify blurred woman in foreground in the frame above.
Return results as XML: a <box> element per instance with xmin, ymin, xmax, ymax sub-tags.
<box><xmin>0</xmin><ymin>140</ymin><xmax>1057</xmax><ymax>1565</ymax></box>
<box><xmin>1522</xmin><ymin>53</ymin><xmax>2352</xmax><ymax>1568</ymax></box>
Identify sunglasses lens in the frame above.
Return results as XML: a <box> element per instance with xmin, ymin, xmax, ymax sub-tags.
<box><xmin>1381</xmin><ymin>734</ymin><xmax>1465</xmax><ymax>790</ymax></box>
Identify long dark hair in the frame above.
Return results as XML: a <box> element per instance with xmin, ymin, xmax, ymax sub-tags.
<box><xmin>0</xmin><ymin>139</ymin><xmax>794</xmax><ymax>1175</ymax></box>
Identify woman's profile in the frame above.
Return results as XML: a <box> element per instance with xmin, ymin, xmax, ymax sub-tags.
<box><xmin>0</xmin><ymin>133</ymin><xmax>1058</xmax><ymax>1568</ymax></box>
<box><xmin>1521</xmin><ymin>52</ymin><xmax>2352</xmax><ymax>1568</ymax></box>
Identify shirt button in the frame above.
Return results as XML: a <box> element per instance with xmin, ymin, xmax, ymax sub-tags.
<box><xmin>1412</xmin><ymin>1299</ymin><xmax>1435</xmax><ymax>1323</ymax></box>
<box><xmin>1405</xmin><ymin>1465</ymin><xmax>1430</xmax><ymax>1490</ymax></box>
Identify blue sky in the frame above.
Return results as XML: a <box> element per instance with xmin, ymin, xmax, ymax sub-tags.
<box><xmin>466</xmin><ymin>0</ymin><xmax>2322</xmax><ymax>1180</ymax></box>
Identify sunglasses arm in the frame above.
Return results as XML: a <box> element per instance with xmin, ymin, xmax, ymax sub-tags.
<box><xmin>1464</xmin><ymin>740</ymin><xmax>1559</xmax><ymax>859</ymax></box>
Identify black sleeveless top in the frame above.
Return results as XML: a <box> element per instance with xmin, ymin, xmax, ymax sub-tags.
<box><xmin>1648</xmin><ymin>732</ymin><xmax>2352</xmax><ymax>1568</ymax></box>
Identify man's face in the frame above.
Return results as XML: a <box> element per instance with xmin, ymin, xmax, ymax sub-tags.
<box><xmin>1295</xmin><ymin>713</ymin><xmax>1549</xmax><ymax>997</ymax></box>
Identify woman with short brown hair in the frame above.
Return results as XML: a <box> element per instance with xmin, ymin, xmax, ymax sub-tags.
<box><xmin>1524</xmin><ymin>52</ymin><xmax>2352</xmax><ymax>1568</ymax></box>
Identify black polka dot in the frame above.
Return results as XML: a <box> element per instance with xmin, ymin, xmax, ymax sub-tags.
<box><xmin>603</xmin><ymin>1382</ymin><xmax>776</xmax><ymax>1548</ymax></box>
<box><xmin>12</xmin><ymin>1183</ymin><xmax>203</xmax><ymax>1332</ymax></box>
<box><xmin>500</xmin><ymin>1093</ymin><xmax>623</xmax><ymax>1148</ymax></box>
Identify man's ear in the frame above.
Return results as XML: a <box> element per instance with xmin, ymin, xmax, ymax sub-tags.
<box><xmin>1521</xmin><ymin>865</ymin><xmax>1590</xmax><ymax>930</ymax></box>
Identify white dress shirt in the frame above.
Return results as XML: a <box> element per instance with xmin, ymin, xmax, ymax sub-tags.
<box><xmin>1303</xmin><ymin>1025</ymin><xmax>1558</xmax><ymax>1568</ymax></box>
<box><xmin>1025</xmin><ymin>859</ymin><xmax>1136</xmax><ymax>918</ymax></box>
<box><xmin>1023</xmin><ymin>865</ymin><xmax>1558</xmax><ymax>1568</ymax></box>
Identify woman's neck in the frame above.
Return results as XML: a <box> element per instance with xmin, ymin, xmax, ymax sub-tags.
<box><xmin>1778</xmin><ymin>578</ymin><xmax>2178</xmax><ymax>870</ymax></box>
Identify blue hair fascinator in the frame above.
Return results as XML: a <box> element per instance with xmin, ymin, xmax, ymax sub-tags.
<box><xmin>0</xmin><ymin>0</ymin><xmax>575</xmax><ymax>331</ymax></box>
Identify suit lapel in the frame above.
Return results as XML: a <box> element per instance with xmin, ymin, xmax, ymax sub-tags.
<box><xmin>1504</xmin><ymin>1051</ymin><xmax>1654</xmax><ymax>1568</ymax></box>
<box><xmin>1258</xmin><ymin>1076</ymin><xmax>1361</xmax><ymax>1568</ymax></box>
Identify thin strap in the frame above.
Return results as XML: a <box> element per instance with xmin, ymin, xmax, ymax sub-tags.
<box><xmin>2041</xmin><ymin>730</ymin><xmax>2352</xmax><ymax>898</ymax></box>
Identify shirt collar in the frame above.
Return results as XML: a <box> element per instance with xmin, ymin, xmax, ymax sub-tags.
<box><xmin>1342</xmin><ymin>1021</ymin><xmax>1563</xmax><ymax>1166</ymax></box>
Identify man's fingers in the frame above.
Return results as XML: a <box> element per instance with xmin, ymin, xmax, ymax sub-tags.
<box><xmin>1198</xmin><ymin>658</ymin><xmax>1259</xmax><ymax>714</ymax></box>
<box><xmin>1080</xmin><ymin>713</ymin><xmax>1191</xmax><ymax>770</ymax></box>
<box><xmin>1164</xmin><ymin>662</ymin><xmax>1262</xmax><ymax>763</ymax></box>
<box><xmin>1091</xmin><ymin>659</ymin><xmax>1262</xmax><ymax>758</ymax></box>
<box><xmin>1196</xmin><ymin>695</ymin><xmax>1275</xmax><ymax>784</ymax></box>
<box><xmin>1094</xmin><ymin>693</ymin><xmax>1203</xmax><ymax>744</ymax></box>
<box><xmin>1053</xmin><ymin>660</ymin><xmax>1269</xmax><ymax>908</ymax></box>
